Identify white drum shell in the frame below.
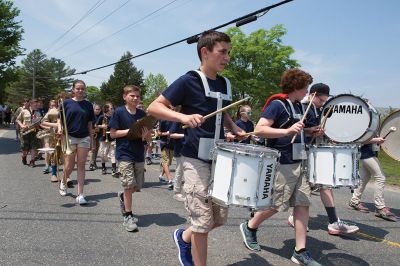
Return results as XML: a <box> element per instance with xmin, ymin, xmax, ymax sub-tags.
<box><xmin>209</xmin><ymin>143</ymin><xmax>279</xmax><ymax>209</ymax></box>
<box><xmin>322</xmin><ymin>95</ymin><xmax>380</xmax><ymax>143</ymax></box>
<box><xmin>308</xmin><ymin>145</ymin><xmax>359</xmax><ymax>188</ymax></box>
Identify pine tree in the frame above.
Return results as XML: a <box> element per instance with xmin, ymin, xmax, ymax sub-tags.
<box><xmin>100</xmin><ymin>51</ymin><xmax>144</xmax><ymax>107</ymax></box>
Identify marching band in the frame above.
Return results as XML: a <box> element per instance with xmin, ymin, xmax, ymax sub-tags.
<box><xmin>9</xmin><ymin>30</ymin><xmax>399</xmax><ymax>266</ymax></box>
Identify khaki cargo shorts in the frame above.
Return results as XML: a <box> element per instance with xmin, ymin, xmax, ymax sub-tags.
<box><xmin>182</xmin><ymin>156</ymin><xmax>228</xmax><ymax>233</ymax></box>
<box><xmin>272</xmin><ymin>162</ymin><xmax>311</xmax><ymax>212</ymax></box>
<box><xmin>160</xmin><ymin>147</ymin><xmax>173</xmax><ymax>166</ymax></box>
<box><xmin>119</xmin><ymin>161</ymin><xmax>145</xmax><ymax>189</ymax></box>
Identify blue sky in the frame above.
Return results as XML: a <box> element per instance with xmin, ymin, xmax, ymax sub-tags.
<box><xmin>13</xmin><ymin>0</ymin><xmax>400</xmax><ymax>107</ymax></box>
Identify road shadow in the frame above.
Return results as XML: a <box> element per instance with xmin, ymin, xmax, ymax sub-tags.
<box><xmin>261</xmin><ymin>237</ymin><xmax>369</xmax><ymax>266</ymax></box>
<box><xmin>363</xmin><ymin>202</ymin><xmax>400</xmax><ymax>218</ymax></box>
<box><xmin>143</xmin><ymin>181</ymin><xmax>169</xmax><ymax>189</ymax></box>
<box><xmin>0</xmin><ymin>132</ymin><xmax>20</xmax><ymax>155</ymax></box>
<box><xmin>136</xmin><ymin>212</ymin><xmax>186</xmax><ymax>227</ymax></box>
<box><xmin>86</xmin><ymin>192</ymin><xmax>117</xmax><ymax>202</ymax></box>
<box><xmin>227</xmin><ymin>253</ymin><xmax>273</xmax><ymax>266</ymax></box>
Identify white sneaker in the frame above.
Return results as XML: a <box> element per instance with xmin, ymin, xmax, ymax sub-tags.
<box><xmin>328</xmin><ymin>218</ymin><xmax>359</xmax><ymax>235</ymax></box>
<box><xmin>59</xmin><ymin>182</ymin><xmax>67</xmax><ymax>196</ymax></box>
<box><xmin>287</xmin><ymin>214</ymin><xmax>309</xmax><ymax>232</ymax></box>
<box><xmin>173</xmin><ymin>193</ymin><xmax>186</xmax><ymax>202</ymax></box>
<box><xmin>76</xmin><ymin>194</ymin><xmax>88</xmax><ymax>205</ymax></box>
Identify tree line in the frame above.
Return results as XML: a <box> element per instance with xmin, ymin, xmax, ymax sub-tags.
<box><xmin>1</xmin><ymin>0</ymin><xmax>299</xmax><ymax>115</ymax></box>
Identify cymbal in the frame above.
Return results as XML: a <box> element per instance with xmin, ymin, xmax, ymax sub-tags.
<box><xmin>127</xmin><ymin>115</ymin><xmax>157</xmax><ymax>140</ymax></box>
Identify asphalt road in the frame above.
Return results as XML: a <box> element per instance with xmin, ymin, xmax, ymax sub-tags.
<box><xmin>0</xmin><ymin>128</ymin><xmax>399</xmax><ymax>265</ymax></box>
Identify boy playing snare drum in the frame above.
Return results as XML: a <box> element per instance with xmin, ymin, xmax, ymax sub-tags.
<box><xmin>239</xmin><ymin>68</ymin><xmax>322</xmax><ymax>266</ymax></box>
<box><xmin>148</xmin><ymin>30</ymin><xmax>245</xmax><ymax>266</ymax></box>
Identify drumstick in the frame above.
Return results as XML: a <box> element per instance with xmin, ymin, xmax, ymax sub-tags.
<box><xmin>320</xmin><ymin>105</ymin><xmax>334</xmax><ymax>130</ymax></box>
<box><xmin>290</xmin><ymin>92</ymin><xmax>316</xmax><ymax>144</ymax></box>
<box><xmin>243</xmin><ymin>131</ymin><xmax>256</xmax><ymax>137</ymax></box>
<box><xmin>382</xmin><ymin>126</ymin><xmax>397</xmax><ymax>139</ymax></box>
<box><xmin>309</xmin><ymin>104</ymin><xmax>334</xmax><ymax>144</ymax></box>
<box><xmin>182</xmin><ymin>97</ymin><xmax>251</xmax><ymax>129</ymax></box>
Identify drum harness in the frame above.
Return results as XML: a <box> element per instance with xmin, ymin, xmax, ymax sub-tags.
<box><xmin>274</xmin><ymin>99</ymin><xmax>307</xmax><ymax>165</ymax></box>
<box><xmin>191</xmin><ymin>70</ymin><xmax>232</xmax><ymax>203</ymax></box>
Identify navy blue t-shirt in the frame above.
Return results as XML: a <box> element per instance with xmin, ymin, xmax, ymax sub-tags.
<box><xmin>360</xmin><ymin>144</ymin><xmax>377</xmax><ymax>159</ymax></box>
<box><xmin>62</xmin><ymin>99</ymin><xmax>94</xmax><ymax>138</ymax></box>
<box><xmin>235</xmin><ymin>119</ymin><xmax>254</xmax><ymax>144</ymax></box>
<box><xmin>169</xmin><ymin>122</ymin><xmax>184</xmax><ymax>157</ymax></box>
<box><xmin>162</xmin><ymin>71</ymin><xmax>230</xmax><ymax>160</ymax></box>
<box><xmin>109</xmin><ymin>106</ymin><xmax>146</xmax><ymax>162</ymax></box>
<box><xmin>96</xmin><ymin>114</ymin><xmax>114</xmax><ymax>142</ymax></box>
<box><xmin>262</xmin><ymin>100</ymin><xmax>303</xmax><ymax>164</ymax></box>
<box><xmin>159</xmin><ymin>120</ymin><xmax>173</xmax><ymax>150</ymax></box>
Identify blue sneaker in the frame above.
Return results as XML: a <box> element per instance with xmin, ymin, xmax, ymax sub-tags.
<box><xmin>291</xmin><ymin>249</ymin><xmax>321</xmax><ymax>266</ymax></box>
<box><xmin>239</xmin><ymin>222</ymin><xmax>261</xmax><ymax>251</ymax></box>
<box><xmin>173</xmin><ymin>229</ymin><xmax>193</xmax><ymax>266</ymax></box>
<box><xmin>159</xmin><ymin>176</ymin><xmax>168</xmax><ymax>184</ymax></box>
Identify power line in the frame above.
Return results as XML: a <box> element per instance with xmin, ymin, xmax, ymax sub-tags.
<box><xmin>70</xmin><ymin>0</ymin><xmax>294</xmax><ymax>77</ymax></box>
<box><xmin>61</xmin><ymin>0</ymin><xmax>180</xmax><ymax>60</ymax></box>
<box><xmin>44</xmin><ymin>0</ymin><xmax>107</xmax><ymax>52</ymax></box>
<box><xmin>49</xmin><ymin>0</ymin><xmax>132</xmax><ymax>55</ymax></box>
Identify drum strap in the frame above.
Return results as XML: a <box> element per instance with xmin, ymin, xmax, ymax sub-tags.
<box><xmin>192</xmin><ymin>70</ymin><xmax>232</xmax><ymax>141</ymax></box>
<box><xmin>286</xmin><ymin>100</ymin><xmax>305</xmax><ymax>145</ymax></box>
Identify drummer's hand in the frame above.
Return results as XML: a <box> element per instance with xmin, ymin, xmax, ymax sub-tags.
<box><xmin>311</xmin><ymin>126</ymin><xmax>325</xmax><ymax>137</ymax></box>
<box><xmin>235</xmin><ymin>130</ymin><xmax>248</xmax><ymax>141</ymax></box>
<box><xmin>182</xmin><ymin>114</ymin><xmax>204</xmax><ymax>128</ymax></box>
<box><xmin>225</xmin><ymin>132</ymin><xmax>236</xmax><ymax>142</ymax></box>
<box><xmin>287</xmin><ymin>121</ymin><xmax>304</xmax><ymax>135</ymax></box>
<box><xmin>372</xmin><ymin>137</ymin><xmax>385</xmax><ymax>144</ymax></box>
<box><xmin>142</xmin><ymin>127</ymin><xmax>152</xmax><ymax>142</ymax></box>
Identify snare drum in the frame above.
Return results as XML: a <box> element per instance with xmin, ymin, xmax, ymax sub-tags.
<box><xmin>209</xmin><ymin>142</ymin><xmax>280</xmax><ymax>209</ymax></box>
<box><xmin>322</xmin><ymin>94</ymin><xmax>380</xmax><ymax>143</ymax></box>
<box><xmin>307</xmin><ymin>144</ymin><xmax>359</xmax><ymax>188</ymax></box>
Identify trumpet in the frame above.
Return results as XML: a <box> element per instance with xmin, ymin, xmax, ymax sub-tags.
<box><xmin>59</xmin><ymin>99</ymin><xmax>74</xmax><ymax>155</ymax></box>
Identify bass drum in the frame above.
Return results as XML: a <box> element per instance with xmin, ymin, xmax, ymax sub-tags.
<box><xmin>321</xmin><ymin>94</ymin><xmax>380</xmax><ymax>143</ymax></box>
<box><xmin>380</xmin><ymin>110</ymin><xmax>400</xmax><ymax>161</ymax></box>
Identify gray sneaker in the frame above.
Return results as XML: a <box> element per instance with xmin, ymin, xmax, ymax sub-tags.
<box><xmin>291</xmin><ymin>249</ymin><xmax>321</xmax><ymax>266</ymax></box>
<box><xmin>123</xmin><ymin>215</ymin><xmax>138</xmax><ymax>232</ymax></box>
<box><xmin>328</xmin><ymin>218</ymin><xmax>359</xmax><ymax>235</ymax></box>
<box><xmin>239</xmin><ymin>222</ymin><xmax>261</xmax><ymax>251</ymax></box>
<box><xmin>117</xmin><ymin>191</ymin><xmax>126</xmax><ymax>216</ymax></box>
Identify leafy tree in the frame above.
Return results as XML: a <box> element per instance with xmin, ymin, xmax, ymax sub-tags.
<box><xmin>223</xmin><ymin>25</ymin><xmax>299</xmax><ymax>116</ymax></box>
<box><xmin>5</xmin><ymin>49</ymin><xmax>75</xmax><ymax>105</ymax></box>
<box><xmin>143</xmin><ymin>73</ymin><xmax>168</xmax><ymax>108</ymax></box>
<box><xmin>86</xmin><ymin>85</ymin><xmax>103</xmax><ymax>104</ymax></box>
<box><xmin>0</xmin><ymin>0</ymin><xmax>24</xmax><ymax>103</ymax></box>
<box><xmin>100</xmin><ymin>51</ymin><xmax>144</xmax><ymax>107</ymax></box>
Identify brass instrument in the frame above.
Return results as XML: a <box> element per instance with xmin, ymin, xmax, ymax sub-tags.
<box><xmin>36</xmin><ymin>129</ymin><xmax>51</xmax><ymax>139</ymax></box>
<box><xmin>49</xmin><ymin>136</ymin><xmax>62</xmax><ymax>182</ymax></box>
<box><xmin>103</xmin><ymin>116</ymin><xmax>109</xmax><ymax>143</ymax></box>
<box><xmin>93</xmin><ymin>127</ymin><xmax>99</xmax><ymax>139</ymax></box>
<box><xmin>21</xmin><ymin>118</ymin><xmax>42</xmax><ymax>136</ymax></box>
<box><xmin>60</xmin><ymin>99</ymin><xmax>74</xmax><ymax>155</ymax></box>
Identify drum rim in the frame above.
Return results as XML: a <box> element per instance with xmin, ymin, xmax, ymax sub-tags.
<box><xmin>215</xmin><ymin>141</ymin><xmax>280</xmax><ymax>156</ymax></box>
<box><xmin>307</xmin><ymin>144</ymin><xmax>358</xmax><ymax>149</ymax></box>
<box><xmin>379</xmin><ymin>109</ymin><xmax>400</xmax><ymax>161</ymax></box>
<box><xmin>321</xmin><ymin>94</ymin><xmax>378</xmax><ymax>143</ymax></box>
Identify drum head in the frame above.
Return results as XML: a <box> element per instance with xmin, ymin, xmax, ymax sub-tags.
<box><xmin>322</xmin><ymin>94</ymin><xmax>372</xmax><ymax>143</ymax></box>
<box><xmin>215</xmin><ymin>142</ymin><xmax>279</xmax><ymax>157</ymax></box>
<box><xmin>380</xmin><ymin>110</ymin><xmax>400</xmax><ymax>161</ymax></box>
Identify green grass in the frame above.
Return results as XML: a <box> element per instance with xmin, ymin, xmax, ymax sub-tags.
<box><xmin>378</xmin><ymin>151</ymin><xmax>400</xmax><ymax>186</ymax></box>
